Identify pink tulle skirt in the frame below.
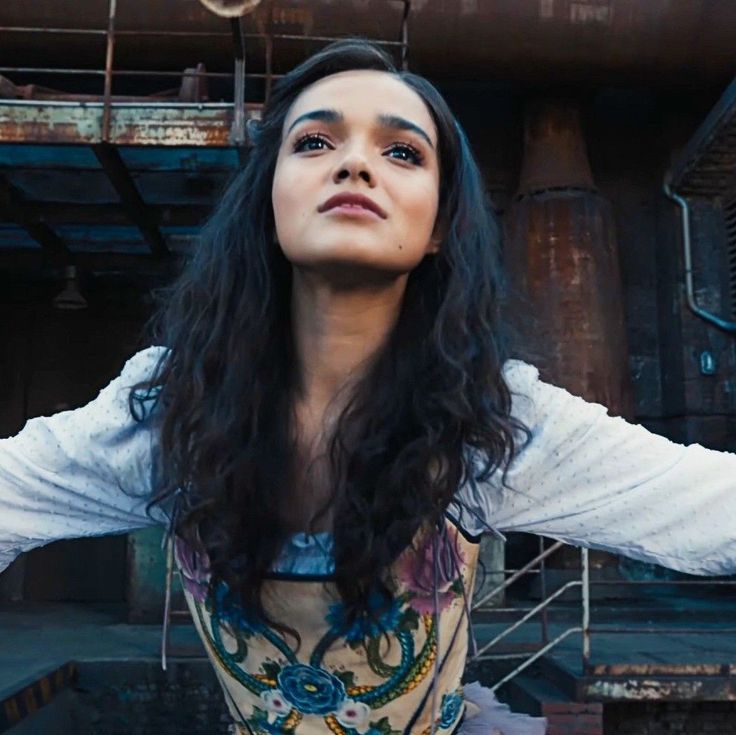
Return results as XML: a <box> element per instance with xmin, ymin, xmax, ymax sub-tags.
<box><xmin>459</xmin><ymin>682</ymin><xmax>547</xmax><ymax>735</ymax></box>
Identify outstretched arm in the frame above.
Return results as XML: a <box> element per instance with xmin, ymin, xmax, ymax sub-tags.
<box><xmin>0</xmin><ymin>346</ymin><xmax>168</xmax><ymax>573</ymax></box>
<box><xmin>453</xmin><ymin>360</ymin><xmax>736</xmax><ymax>576</ymax></box>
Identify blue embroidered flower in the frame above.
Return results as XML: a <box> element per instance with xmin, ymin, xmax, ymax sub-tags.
<box><xmin>326</xmin><ymin>590</ymin><xmax>403</xmax><ymax>642</ymax></box>
<box><xmin>439</xmin><ymin>690</ymin><xmax>463</xmax><ymax>728</ymax></box>
<box><xmin>277</xmin><ymin>664</ymin><xmax>346</xmax><ymax>715</ymax></box>
<box><xmin>212</xmin><ymin>581</ymin><xmax>263</xmax><ymax>635</ymax></box>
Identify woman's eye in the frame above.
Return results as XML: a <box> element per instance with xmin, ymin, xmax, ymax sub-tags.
<box><xmin>293</xmin><ymin>134</ymin><xmax>331</xmax><ymax>152</ymax></box>
<box><xmin>386</xmin><ymin>143</ymin><xmax>423</xmax><ymax>165</ymax></box>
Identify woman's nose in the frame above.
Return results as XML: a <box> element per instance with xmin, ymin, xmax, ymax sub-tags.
<box><xmin>333</xmin><ymin>150</ymin><xmax>374</xmax><ymax>185</ymax></box>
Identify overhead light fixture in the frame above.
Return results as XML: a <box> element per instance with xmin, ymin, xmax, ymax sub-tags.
<box><xmin>53</xmin><ymin>265</ymin><xmax>88</xmax><ymax>310</ymax></box>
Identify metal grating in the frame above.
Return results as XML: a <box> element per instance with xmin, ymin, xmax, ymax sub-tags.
<box><xmin>724</xmin><ymin>192</ymin><xmax>736</xmax><ymax>319</ymax></box>
<box><xmin>669</xmin><ymin>76</ymin><xmax>736</xmax><ymax>198</ymax></box>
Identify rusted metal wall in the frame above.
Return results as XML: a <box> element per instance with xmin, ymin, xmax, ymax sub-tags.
<box><xmin>3</xmin><ymin>0</ymin><xmax>736</xmax><ymax>88</ymax></box>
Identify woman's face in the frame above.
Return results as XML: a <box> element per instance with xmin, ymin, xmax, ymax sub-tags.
<box><xmin>272</xmin><ymin>70</ymin><xmax>441</xmax><ymax>279</ymax></box>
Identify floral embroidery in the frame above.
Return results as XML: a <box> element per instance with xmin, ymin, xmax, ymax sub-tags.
<box><xmin>439</xmin><ymin>690</ymin><xmax>464</xmax><ymax>728</ymax></box>
<box><xmin>212</xmin><ymin>581</ymin><xmax>265</xmax><ymax>636</ymax></box>
<box><xmin>335</xmin><ymin>699</ymin><xmax>371</xmax><ymax>727</ymax></box>
<box><xmin>261</xmin><ymin>690</ymin><xmax>291</xmax><ymax>716</ymax></box>
<box><xmin>180</xmin><ymin>522</ymin><xmax>471</xmax><ymax>733</ymax></box>
<box><xmin>326</xmin><ymin>590</ymin><xmax>403</xmax><ymax>642</ymax></box>
<box><xmin>276</xmin><ymin>664</ymin><xmax>347</xmax><ymax>715</ymax></box>
<box><xmin>394</xmin><ymin>528</ymin><xmax>466</xmax><ymax>615</ymax></box>
<box><xmin>174</xmin><ymin>536</ymin><xmax>210</xmax><ymax>604</ymax></box>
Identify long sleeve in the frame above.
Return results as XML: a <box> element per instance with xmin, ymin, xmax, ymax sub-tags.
<box><xmin>0</xmin><ymin>345</ymin><xmax>169</xmax><ymax>573</ymax></box>
<box><xmin>453</xmin><ymin>360</ymin><xmax>736</xmax><ymax>576</ymax></box>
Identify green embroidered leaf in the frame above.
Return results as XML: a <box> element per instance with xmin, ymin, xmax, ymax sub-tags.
<box><xmin>334</xmin><ymin>670</ymin><xmax>357</xmax><ymax>689</ymax></box>
<box><xmin>399</xmin><ymin>607</ymin><xmax>420</xmax><ymax>631</ymax></box>
<box><xmin>261</xmin><ymin>661</ymin><xmax>281</xmax><ymax>680</ymax></box>
<box><xmin>451</xmin><ymin>577</ymin><xmax>465</xmax><ymax>595</ymax></box>
<box><xmin>251</xmin><ymin>705</ymin><xmax>269</xmax><ymax>722</ymax></box>
<box><xmin>369</xmin><ymin>716</ymin><xmax>401</xmax><ymax>735</ymax></box>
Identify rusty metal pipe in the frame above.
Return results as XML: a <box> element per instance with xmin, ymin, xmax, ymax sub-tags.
<box><xmin>581</xmin><ymin>547</ymin><xmax>590</xmax><ymax>669</ymax></box>
<box><xmin>0</xmin><ymin>26</ymin><xmax>106</xmax><ymax>35</ymax></box>
<box><xmin>0</xmin><ymin>67</ymin><xmax>105</xmax><ymax>75</ymax></box>
<box><xmin>101</xmin><ymin>0</ymin><xmax>117</xmax><ymax>141</ymax></box>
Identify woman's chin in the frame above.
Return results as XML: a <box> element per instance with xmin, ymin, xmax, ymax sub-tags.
<box><xmin>290</xmin><ymin>255</ymin><xmax>415</xmax><ymax>286</ymax></box>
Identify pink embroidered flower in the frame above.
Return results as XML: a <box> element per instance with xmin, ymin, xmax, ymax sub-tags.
<box><xmin>394</xmin><ymin>527</ymin><xmax>466</xmax><ymax>615</ymax></box>
<box><xmin>174</xmin><ymin>536</ymin><xmax>211</xmax><ymax>603</ymax></box>
<box><xmin>335</xmin><ymin>699</ymin><xmax>371</xmax><ymax>728</ymax></box>
<box><xmin>260</xmin><ymin>689</ymin><xmax>291</xmax><ymax>715</ymax></box>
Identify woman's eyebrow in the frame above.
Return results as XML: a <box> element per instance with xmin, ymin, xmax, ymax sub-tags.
<box><xmin>286</xmin><ymin>108</ymin><xmax>435</xmax><ymax>149</ymax></box>
<box><xmin>286</xmin><ymin>108</ymin><xmax>342</xmax><ymax>134</ymax></box>
<box><xmin>377</xmin><ymin>113</ymin><xmax>434</xmax><ymax>149</ymax></box>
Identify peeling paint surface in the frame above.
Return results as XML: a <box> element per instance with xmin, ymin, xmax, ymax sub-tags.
<box><xmin>0</xmin><ymin>103</ymin><xmax>259</xmax><ymax>147</ymax></box>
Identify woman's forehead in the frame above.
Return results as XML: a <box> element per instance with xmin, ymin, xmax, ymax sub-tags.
<box><xmin>282</xmin><ymin>70</ymin><xmax>437</xmax><ymax>143</ymax></box>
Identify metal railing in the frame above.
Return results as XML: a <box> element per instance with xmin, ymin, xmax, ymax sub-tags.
<box><xmin>470</xmin><ymin>541</ymin><xmax>589</xmax><ymax>691</ymax></box>
<box><xmin>0</xmin><ymin>0</ymin><xmax>412</xmax><ymax>144</ymax></box>
<box><xmin>470</xmin><ymin>539</ymin><xmax>736</xmax><ymax>690</ymax></box>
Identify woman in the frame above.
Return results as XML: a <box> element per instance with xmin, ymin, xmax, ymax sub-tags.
<box><xmin>1</xmin><ymin>39</ymin><xmax>735</xmax><ymax>735</ymax></box>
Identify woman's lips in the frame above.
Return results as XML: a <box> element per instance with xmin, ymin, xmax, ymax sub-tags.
<box><xmin>323</xmin><ymin>203</ymin><xmax>383</xmax><ymax>220</ymax></box>
<box><xmin>318</xmin><ymin>193</ymin><xmax>387</xmax><ymax>218</ymax></box>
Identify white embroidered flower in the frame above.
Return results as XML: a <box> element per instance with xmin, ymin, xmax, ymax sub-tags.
<box><xmin>261</xmin><ymin>689</ymin><xmax>291</xmax><ymax>715</ymax></box>
<box><xmin>335</xmin><ymin>699</ymin><xmax>371</xmax><ymax>727</ymax></box>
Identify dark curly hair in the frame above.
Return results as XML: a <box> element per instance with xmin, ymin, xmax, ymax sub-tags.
<box><xmin>132</xmin><ymin>38</ymin><xmax>526</xmax><ymax>633</ymax></box>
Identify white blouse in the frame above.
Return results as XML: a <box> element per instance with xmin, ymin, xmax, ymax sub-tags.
<box><xmin>1</xmin><ymin>345</ymin><xmax>735</xmax><ymax>577</ymax></box>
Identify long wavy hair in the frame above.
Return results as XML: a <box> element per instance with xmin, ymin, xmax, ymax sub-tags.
<box><xmin>132</xmin><ymin>38</ymin><xmax>526</xmax><ymax>630</ymax></box>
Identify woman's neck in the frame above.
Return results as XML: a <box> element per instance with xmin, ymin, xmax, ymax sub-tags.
<box><xmin>290</xmin><ymin>267</ymin><xmax>407</xmax><ymax>411</ymax></box>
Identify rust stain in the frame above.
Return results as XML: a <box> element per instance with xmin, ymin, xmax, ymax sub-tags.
<box><xmin>570</xmin><ymin>1</ymin><xmax>613</xmax><ymax>25</ymax></box>
<box><xmin>270</xmin><ymin>5</ymin><xmax>314</xmax><ymax>33</ymax></box>
<box><xmin>584</xmin><ymin>677</ymin><xmax>736</xmax><ymax>702</ymax></box>
<box><xmin>0</xmin><ymin>102</ymin><xmax>256</xmax><ymax>147</ymax></box>
<box><xmin>590</xmin><ymin>663</ymin><xmax>731</xmax><ymax>677</ymax></box>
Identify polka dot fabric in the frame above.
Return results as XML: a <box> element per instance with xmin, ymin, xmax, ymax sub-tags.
<box><xmin>0</xmin><ymin>346</ymin><xmax>168</xmax><ymax>572</ymax></box>
<box><xmin>453</xmin><ymin>360</ymin><xmax>736</xmax><ymax>576</ymax></box>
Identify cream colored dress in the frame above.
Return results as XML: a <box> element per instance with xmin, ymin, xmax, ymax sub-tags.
<box><xmin>175</xmin><ymin>520</ymin><xmax>546</xmax><ymax>734</ymax></box>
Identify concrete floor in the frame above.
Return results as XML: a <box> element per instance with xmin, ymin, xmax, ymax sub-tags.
<box><xmin>0</xmin><ymin>602</ymin><xmax>203</xmax><ymax>702</ymax></box>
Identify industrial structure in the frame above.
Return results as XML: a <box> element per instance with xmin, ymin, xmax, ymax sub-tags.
<box><xmin>1</xmin><ymin>1</ymin><xmax>736</xmax><ymax>733</ymax></box>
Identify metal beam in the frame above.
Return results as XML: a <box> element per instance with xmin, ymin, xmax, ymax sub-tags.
<box><xmin>0</xmin><ymin>249</ymin><xmax>181</xmax><ymax>275</ymax></box>
<box><xmin>0</xmin><ymin>102</ymin><xmax>261</xmax><ymax>147</ymax></box>
<box><xmin>92</xmin><ymin>143</ymin><xmax>169</xmax><ymax>257</ymax></box>
<box><xmin>20</xmin><ymin>202</ymin><xmax>209</xmax><ymax>227</ymax></box>
<box><xmin>0</xmin><ymin>175</ymin><xmax>69</xmax><ymax>258</ymax></box>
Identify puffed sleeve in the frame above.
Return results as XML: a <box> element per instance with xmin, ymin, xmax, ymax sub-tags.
<box><xmin>452</xmin><ymin>360</ymin><xmax>736</xmax><ymax>576</ymax></box>
<box><xmin>0</xmin><ymin>345</ymin><xmax>170</xmax><ymax>573</ymax></box>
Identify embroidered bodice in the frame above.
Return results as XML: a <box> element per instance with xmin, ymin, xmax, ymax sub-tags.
<box><xmin>176</xmin><ymin>520</ymin><xmax>480</xmax><ymax>734</ymax></box>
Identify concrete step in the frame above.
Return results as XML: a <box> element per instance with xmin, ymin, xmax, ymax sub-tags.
<box><xmin>0</xmin><ymin>661</ymin><xmax>76</xmax><ymax>734</ymax></box>
<box><xmin>500</xmin><ymin>674</ymin><xmax>604</xmax><ymax>735</ymax></box>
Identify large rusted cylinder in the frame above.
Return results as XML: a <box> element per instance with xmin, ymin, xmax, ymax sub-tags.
<box><xmin>505</xmin><ymin>99</ymin><xmax>632</xmax><ymax>415</ymax></box>
<box><xmin>2</xmin><ymin>0</ymin><xmax>735</xmax><ymax>88</ymax></box>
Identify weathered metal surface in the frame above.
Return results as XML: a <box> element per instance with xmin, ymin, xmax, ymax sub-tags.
<box><xmin>582</xmin><ymin>676</ymin><xmax>736</xmax><ymax>702</ymax></box>
<box><xmin>3</xmin><ymin>0</ymin><xmax>736</xmax><ymax>87</ymax></box>
<box><xmin>668</xmin><ymin>74</ymin><xmax>736</xmax><ymax>197</ymax></box>
<box><xmin>126</xmin><ymin>526</ymin><xmax>169</xmax><ymax>624</ymax></box>
<box><xmin>0</xmin><ymin>173</ymin><xmax>69</xmax><ymax>257</ymax></box>
<box><xmin>588</xmin><ymin>663</ymin><xmax>736</xmax><ymax>677</ymax></box>
<box><xmin>92</xmin><ymin>143</ymin><xmax>168</xmax><ymax>256</ymax></box>
<box><xmin>0</xmin><ymin>102</ymin><xmax>259</xmax><ymax>146</ymax></box>
<box><xmin>19</xmin><ymin>202</ymin><xmax>209</xmax><ymax>226</ymax></box>
<box><xmin>505</xmin><ymin>100</ymin><xmax>633</xmax><ymax>416</ymax></box>
<box><xmin>517</xmin><ymin>100</ymin><xmax>595</xmax><ymax>193</ymax></box>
